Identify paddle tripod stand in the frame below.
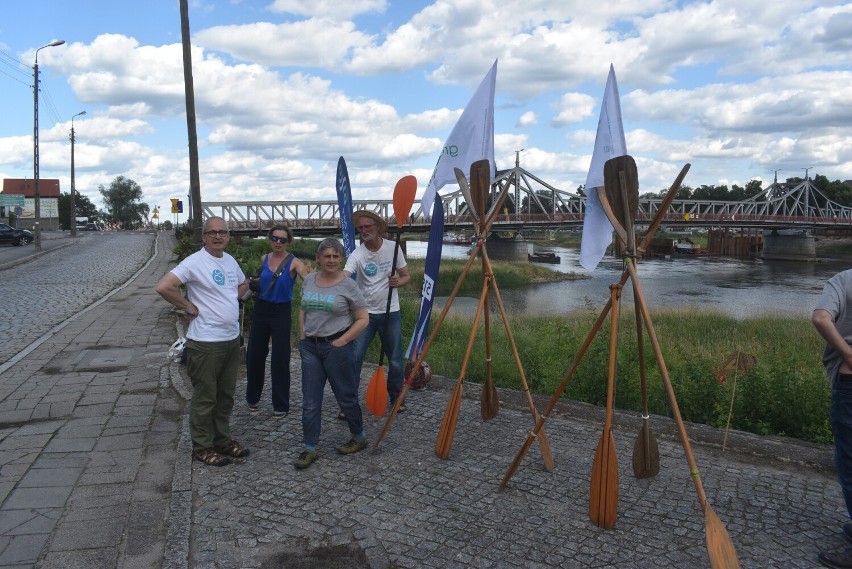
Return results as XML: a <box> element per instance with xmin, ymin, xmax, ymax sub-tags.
<box><xmin>500</xmin><ymin>157</ymin><xmax>740</xmax><ymax>568</ymax></box>
<box><xmin>374</xmin><ymin>160</ymin><xmax>553</xmax><ymax>470</ymax></box>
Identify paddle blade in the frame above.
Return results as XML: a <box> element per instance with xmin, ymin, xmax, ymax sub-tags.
<box><xmin>603</xmin><ymin>155</ymin><xmax>639</xmax><ymax>230</ymax></box>
<box><xmin>705</xmin><ymin>505</ymin><xmax>742</xmax><ymax>569</ymax></box>
<box><xmin>435</xmin><ymin>381</ymin><xmax>463</xmax><ymax>459</ymax></box>
<box><xmin>632</xmin><ymin>423</ymin><xmax>660</xmax><ymax>479</ymax></box>
<box><xmin>365</xmin><ymin>367</ymin><xmax>388</xmax><ymax>417</ymax></box>
<box><xmin>589</xmin><ymin>430</ymin><xmax>618</xmax><ymax>529</ymax></box>
<box><xmin>393</xmin><ymin>175</ymin><xmax>417</xmax><ymax>228</ymax></box>
<box><xmin>480</xmin><ymin>377</ymin><xmax>499</xmax><ymax>420</ymax></box>
<box><xmin>470</xmin><ymin>159</ymin><xmax>491</xmax><ymax>231</ymax></box>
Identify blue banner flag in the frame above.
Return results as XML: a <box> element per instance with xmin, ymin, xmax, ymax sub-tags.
<box><xmin>406</xmin><ymin>196</ymin><xmax>444</xmax><ymax>360</ymax></box>
<box><xmin>336</xmin><ymin>156</ymin><xmax>356</xmax><ymax>256</ymax></box>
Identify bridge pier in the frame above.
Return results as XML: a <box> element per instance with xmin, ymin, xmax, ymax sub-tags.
<box><xmin>761</xmin><ymin>230</ymin><xmax>815</xmax><ymax>261</ymax></box>
<box><xmin>486</xmin><ymin>233</ymin><xmax>528</xmax><ymax>262</ymax></box>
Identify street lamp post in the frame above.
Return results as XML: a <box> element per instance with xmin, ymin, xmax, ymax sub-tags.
<box><xmin>69</xmin><ymin>110</ymin><xmax>86</xmax><ymax>237</ymax></box>
<box><xmin>33</xmin><ymin>39</ymin><xmax>65</xmax><ymax>251</ymax></box>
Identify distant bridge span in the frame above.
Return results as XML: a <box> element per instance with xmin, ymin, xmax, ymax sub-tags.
<box><xmin>203</xmin><ymin>165</ymin><xmax>852</xmax><ymax>235</ymax></box>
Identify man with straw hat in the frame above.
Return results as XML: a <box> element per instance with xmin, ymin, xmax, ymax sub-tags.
<box><xmin>343</xmin><ymin>209</ymin><xmax>410</xmax><ymax>415</ymax></box>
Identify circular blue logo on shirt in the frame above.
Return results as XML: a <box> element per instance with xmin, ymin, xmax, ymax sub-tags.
<box><xmin>212</xmin><ymin>269</ymin><xmax>225</xmax><ymax>285</ymax></box>
<box><xmin>364</xmin><ymin>262</ymin><xmax>378</xmax><ymax>277</ymax></box>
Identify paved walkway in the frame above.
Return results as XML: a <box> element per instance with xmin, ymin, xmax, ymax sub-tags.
<box><xmin>0</xmin><ymin>231</ymin><xmax>847</xmax><ymax>568</ymax></box>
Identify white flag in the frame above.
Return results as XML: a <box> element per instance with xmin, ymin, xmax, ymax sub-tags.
<box><xmin>421</xmin><ymin>59</ymin><xmax>497</xmax><ymax>217</ymax></box>
<box><xmin>579</xmin><ymin>64</ymin><xmax>627</xmax><ymax>271</ymax></box>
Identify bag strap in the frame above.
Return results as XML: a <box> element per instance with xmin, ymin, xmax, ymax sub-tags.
<box><xmin>261</xmin><ymin>253</ymin><xmax>292</xmax><ymax>297</ymax></box>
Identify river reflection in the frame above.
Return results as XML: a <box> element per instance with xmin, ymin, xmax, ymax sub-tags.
<box><xmin>405</xmin><ymin>241</ymin><xmax>849</xmax><ymax>319</ymax></box>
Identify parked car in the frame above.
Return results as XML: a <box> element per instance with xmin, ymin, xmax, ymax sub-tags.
<box><xmin>0</xmin><ymin>223</ymin><xmax>34</xmax><ymax>246</ymax></box>
<box><xmin>82</xmin><ymin>223</ymin><xmax>102</xmax><ymax>231</ymax></box>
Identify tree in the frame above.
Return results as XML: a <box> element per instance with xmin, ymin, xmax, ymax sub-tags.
<box><xmin>58</xmin><ymin>192</ymin><xmax>101</xmax><ymax>229</ymax></box>
<box><xmin>99</xmin><ymin>176</ymin><xmax>149</xmax><ymax>229</ymax></box>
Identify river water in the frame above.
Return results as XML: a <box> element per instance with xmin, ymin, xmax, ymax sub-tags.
<box><xmin>405</xmin><ymin>241</ymin><xmax>851</xmax><ymax>320</ymax></box>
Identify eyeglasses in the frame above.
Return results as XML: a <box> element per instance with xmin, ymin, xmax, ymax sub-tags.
<box><xmin>269</xmin><ymin>235</ymin><xmax>288</xmax><ymax>243</ymax></box>
<box><xmin>356</xmin><ymin>224</ymin><xmax>376</xmax><ymax>231</ymax></box>
<box><xmin>204</xmin><ymin>230</ymin><xmax>229</xmax><ymax>237</ymax></box>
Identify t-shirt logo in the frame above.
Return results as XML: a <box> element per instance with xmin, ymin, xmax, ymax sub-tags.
<box><xmin>212</xmin><ymin>269</ymin><xmax>225</xmax><ymax>286</ymax></box>
<box><xmin>364</xmin><ymin>262</ymin><xmax>378</xmax><ymax>277</ymax></box>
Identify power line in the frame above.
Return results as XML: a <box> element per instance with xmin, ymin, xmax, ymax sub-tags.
<box><xmin>41</xmin><ymin>79</ymin><xmax>64</xmax><ymax>127</ymax></box>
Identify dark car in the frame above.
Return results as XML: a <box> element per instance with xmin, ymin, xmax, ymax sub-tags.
<box><xmin>0</xmin><ymin>223</ymin><xmax>34</xmax><ymax>246</ymax></box>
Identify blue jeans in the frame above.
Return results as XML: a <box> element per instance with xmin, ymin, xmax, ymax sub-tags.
<box><xmin>353</xmin><ymin>311</ymin><xmax>403</xmax><ymax>403</ymax></box>
<box><xmin>831</xmin><ymin>378</ymin><xmax>852</xmax><ymax>518</ymax></box>
<box><xmin>299</xmin><ymin>339</ymin><xmax>363</xmax><ymax>448</ymax></box>
<box><xmin>246</xmin><ymin>299</ymin><xmax>292</xmax><ymax>412</ymax></box>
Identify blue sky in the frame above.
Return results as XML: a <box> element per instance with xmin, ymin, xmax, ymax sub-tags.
<box><xmin>1</xmin><ymin>0</ymin><xmax>851</xmax><ymax>217</ymax></box>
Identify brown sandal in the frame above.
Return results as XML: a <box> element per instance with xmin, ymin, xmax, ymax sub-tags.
<box><xmin>215</xmin><ymin>439</ymin><xmax>250</xmax><ymax>458</ymax></box>
<box><xmin>194</xmin><ymin>448</ymin><xmax>231</xmax><ymax>466</ymax></box>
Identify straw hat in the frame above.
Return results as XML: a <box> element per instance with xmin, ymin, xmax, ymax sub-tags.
<box><xmin>351</xmin><ymin>210</ymin><xmax>388</xmax><ymax>234</ymax></box>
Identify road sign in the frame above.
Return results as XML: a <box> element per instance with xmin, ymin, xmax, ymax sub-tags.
<box><xmin>170</xmin><ymin>198</ymin><xmax>179</xmax><ymax>214</ymax></box>
<box><xmin>0</xmin><ymin>194</ymin><xmax>25</xmax><ymax>207</ymax></box>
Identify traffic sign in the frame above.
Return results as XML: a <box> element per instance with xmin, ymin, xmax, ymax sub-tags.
<box><xmin>0</xmin><ymin>194</ymin><xmax>25</xmax><ymax>207</ymax></box>
<box><xmin>170</xmin><ymin>198</ymin><xmax>179</xmax><ymax>214</ymax></box>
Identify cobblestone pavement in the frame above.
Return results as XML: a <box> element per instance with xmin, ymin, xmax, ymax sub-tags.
<box><xmin>0</xmin><ymin>232</ymin><xmax>155</xmax><ymax>367</ymax></box>
<box><xmin>187</xmin><ymin>352</ymin><xmax>844</xmax><ymax>568</ymax></box>
<box><xmin>0</xmin><ymin>230</ymin><xmax>848</xmax><ymax>568</ymax></box>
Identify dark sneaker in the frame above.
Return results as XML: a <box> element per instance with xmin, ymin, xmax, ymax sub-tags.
<box><xmin>819</xmin><ymin>548</ymin><xmax>852</xmax><ymax>569</ymax></box>
<box><xmin>247</xmin><ymin>402</ymin><xmax>259</xmax><ymax>412</ymax></box>
<box><xmin>214</xmin><ymin>439</ymin><xmax>250</xmax><ymax>458</ymax></box>
<box><xmin>194</xmin><ymin>448</ymin><xmax>231</xmax><ymax>467</ymax></box>
<box><xmin>272</xmin><ymin>410</ymin><xmax>288</xmax><ymax>419</ymax></box>
<box><xmin>336</xmin><ymin>438</ymin><xmax>368</xmax><ymax>455</ymax></box>
<box><xmin>294</xmin><ymin>450</ymin><xmax>318</xmax><ymax>470</ymax></box>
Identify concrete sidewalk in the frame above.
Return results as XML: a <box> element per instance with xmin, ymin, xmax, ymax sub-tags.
<box><xmin>1</xmin><ymin>230</ymin><xmax>847</xmax><ymax>568</ymax></box>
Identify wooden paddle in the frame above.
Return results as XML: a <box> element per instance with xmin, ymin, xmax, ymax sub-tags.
<box><xmin>599</xmin><ymin>175</ymin><xmax>741</xmax><ymax>568</ymax></box>
<box><xmin>374</xmin><ymin>241</ymin><xmax>483</xmax><ymax>449</ymax></box>
<box><xmin>500</xmin><ymin>163</ymin><xmax>692</xmax><ymax>490</ymax></box>
<box><xmin>481</xmin><ymin>249</ymin><xmax>554</xmax><ymax>470</ymax></box>
<box><xmin>454</xmin><ymin>167</ymin><xmax>481</xmax><ymax>230</ymax></box>
<box><xmin>589</xmin><ymin>283</ymin><xmax>621</xmax><ymax>528</ymax></box>
<box><xmin>603</xmin><ymin>156</ymin><xmax>661</xmax><ymax>479</ymax></box>
<box><xmin>365</xmin><ymin>175</ymin><xmax>417</xmax><ymax>417</ymax></box>
<box><xmin>435</xmin><ymin>278</ymin><xmax>490</xmax><ymax>459</ymax></box>
<box><xmin>627</xmin><ymin>260</ymin><xmax>741</xmax><ymax>569</ymax></box>
<box><xmin>466</xmin><ymin>160</ymin><xmax>500</xmax><ymax>420</ymax></box>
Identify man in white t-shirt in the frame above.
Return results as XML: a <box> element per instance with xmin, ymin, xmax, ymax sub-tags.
<box><xmin>814</xmin><ymin>268</ymin><xmax>852</xmax><ymax>568</ymax></box>
<box><xmin>343</xmin><ymin>210</ymin><xmax>410</xmax><ymax>412</ymax></box>
<box><xmin>156</xmin><ymin>217</ymin><xmax>250</xmax><ymax>467</ymax></box>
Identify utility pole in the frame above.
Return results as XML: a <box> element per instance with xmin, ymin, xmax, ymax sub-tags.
<box><xmin>70</xmin><ymin>111</ymin><xmax>86</xmax><ymax>236</ymax></box>
<box><xmin>180</xmin><ymin>0</ymin><xmax>203</xmax><ymax>244</ymax></box>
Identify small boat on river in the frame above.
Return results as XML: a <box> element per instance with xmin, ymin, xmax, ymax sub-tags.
<box><xmin>528</xmin><ymin>250</ymin><xmax>561</xmax><ymax>264</ymax></box>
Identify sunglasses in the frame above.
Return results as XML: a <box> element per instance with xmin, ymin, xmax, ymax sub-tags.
<box><xmin>269</xmin><ymin>235</ymin><xmax>288</xmax><ymax>243</ymax></box>
<box><xmin>204</xmin><ymin>230</ymin><xmax>229</xmax><ymax>237</ymax></box>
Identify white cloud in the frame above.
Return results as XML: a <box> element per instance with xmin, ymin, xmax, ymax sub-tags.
<box><xmin>516</xmin><ymin>111</ymin><xmax>537</xmax><ymax>127</ymax></box>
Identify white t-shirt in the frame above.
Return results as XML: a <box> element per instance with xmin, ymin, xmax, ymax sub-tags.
<box><xmin>170</xmin><ymin>248</ymin><xmax>245</xmax><ymax>342</ymax></box>
<box><xmin>344</xmin><ymin>238</ymin><xmax>407</xmax><ymax>314</ymax></box>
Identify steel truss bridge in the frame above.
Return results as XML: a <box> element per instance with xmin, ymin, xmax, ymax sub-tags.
<box><xmin>203</xmin><ymin>165</ymin><xmax>852</xmax><ymax>236</ymax></box>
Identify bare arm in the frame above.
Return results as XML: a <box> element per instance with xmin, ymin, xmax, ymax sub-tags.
<box><xmin>332</xmin><ymin>307</ymin><xmax>368</xmax><ymax>347</ymax></box>
<box><xmin>298</xmin><ymin>309</ymin><xmax>306</xmax><ymax>340</ymax></box>
<box><xmin>156</xmin><ymin>272</ymin><xmax>198</xmax><ymax>321</ymax></box>
<box><xmin>813</xmin><ymin>308</ymin><xmax>852</xmax><ymax>373</ymax></box>
<box><xmin>291</xmin><ymin>257</ymin><xmax>312</xmax><ymax>279</ymax></box>
<box><xmin>389</xmin><ymin>265</ymin><xmax>410</xmax><ymax>288</ymax></box>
